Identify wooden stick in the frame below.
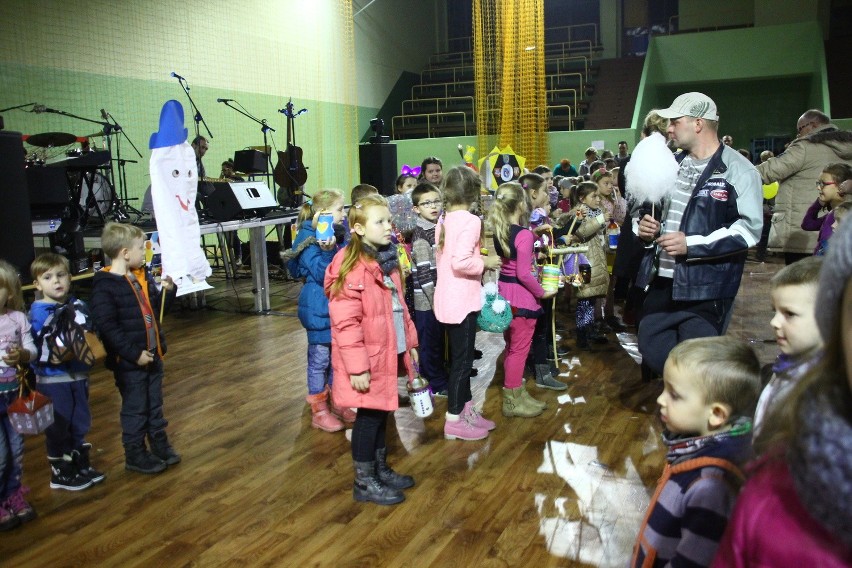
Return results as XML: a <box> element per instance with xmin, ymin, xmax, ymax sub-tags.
<box><xmin>159</xmin><ymin>286</ymin><xmax>166</xmax><ymax>324</ymax></box>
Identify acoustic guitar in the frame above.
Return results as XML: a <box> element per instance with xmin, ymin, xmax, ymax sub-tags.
<box><xmin>274</xmin><ymin>99</ymin><xmax>308</xmax><ymax>207</ymax></box>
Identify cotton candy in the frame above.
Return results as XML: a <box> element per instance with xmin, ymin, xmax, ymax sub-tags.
<box><xmin>625</xmin><ymin>132</ymin><xmax>679</xmax><ymax>205</ymax></box>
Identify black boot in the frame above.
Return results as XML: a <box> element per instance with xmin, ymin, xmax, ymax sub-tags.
<box><xmin>353</xmin><ymin>461</ymin><xmax>404</xmax><ymax>505</ymax></box>
<box><xmin>72</xmin><ymin>443</ymin><xmax>105</xmax><ymax>484</ymax></box>
<box><xmin>576</xmin><ymin>328</ymin><xmax>591</xmax><ymax>350</ymax></box>
<box><xmin>49</xmin><ymin>455</ymin><xmax>93</xmax><ymax>491</ymax></box>
<box><xmin>149</xmin><ymin>431</ymin><xmax>181</xmax><ymax>465</ymax></box>
<box><xmin>374</xmin><ymin>448</ymin><xmax>414</xmax><ymax>490</ymax></box>
<box><xmin>124</xmin><ymin>443</ymin><xmax>167</xmax><ymax>474</ymax></box>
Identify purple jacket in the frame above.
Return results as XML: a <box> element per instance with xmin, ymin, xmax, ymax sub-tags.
<box><xmin>712</xmin><ymin>455</ymin><xmax>852</xmax><ymax>568</ymax></box>
<box><xmin>800</xmin><ymin>199</ymin><xmax>835</xmax><ymax>255</ymax></box>
<box><xmin>494</xmin><ymin>225</ymin><xmax>545</xmax><ymax>314</ymax></box>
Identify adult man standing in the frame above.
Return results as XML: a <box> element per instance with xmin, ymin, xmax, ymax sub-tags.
<box><xmin>616</xmin><ymin>141</ymin><xmax>630</xmax><ymax>167</ymax></box>
<box><xmin>722</xmin><ymin>135</ymin><xmax>733</xmax><ymax>147</ymax></box>
<box><xmin>757</xmin><ymin>109</ymin><xmax>852</xmax><ymax>264</ymax></box>
<box><xmin>635</xmin><ymin>92</ymin><xmax>763</xmax><ymax>376</ymax></box>
<box><xmin>577</xmin><ymin>147</ymin><xmax>598</xmax><ymax>177</ymax></box>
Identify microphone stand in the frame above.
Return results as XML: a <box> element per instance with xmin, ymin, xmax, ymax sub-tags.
<box><xmin>101</xmin><ymin>111</ymin><xmax>143</xmax><ymax>219</ymax></box>
<box><xmin>220</xmin><ymin>101</ymin><xmax>275</xmax><ymax>177</ymax></box>
<box><xmin>174</xmin><ymin>74</ymin><xmax>213</xmax><ymax>140</ymax></box>
<box><xmin>0</xmin><ymin>102</ymin><xmax>36</xmax><ymax>130</ymax></box>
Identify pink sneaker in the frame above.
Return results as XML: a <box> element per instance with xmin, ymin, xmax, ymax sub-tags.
<box><xmin>463</xmin><ymin>400</ymin><xmax>496</xmax><ymax>431</ymax></box>
<box><xmin>4</xmin><ymin>486</ymin><xmax>36</xmax><ymax>523</ymax></box>
<box><xmin>444</xmin><ymin>413</ymin><xmax>489</xmax><ymax>441</ymax></box>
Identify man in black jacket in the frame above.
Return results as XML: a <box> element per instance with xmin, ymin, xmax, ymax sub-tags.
<box><xmin>635</xmin><ymin>92</ymin><xmax>763</xmax><ymax>376</ymax></box>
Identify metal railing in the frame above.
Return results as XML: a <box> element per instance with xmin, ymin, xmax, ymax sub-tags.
<box><xmin>545</xmin><ymin>72</ymin><xmax>584</xmax><ymax>98</ymax></box>
<box><xmin>420</xmin><ymin>65</ymin><xmax>474</xmax><ymax>84</ymax></box>
<box><xmin>479</xmin><ymin>104</ymin><xmax>574</xmax><ymax>131</ymax></box>
<box><xmin>412</xmin><ymin>80</ymin><xmax>476</xmax><ymax>100</ymax></box>
<box><xmin>391</xmin><ymin>111</ymin><xmax>469</xmax><ymax>139</ymax></box>
<box><xmin>402</xmin><ymin>96</ymin><xmax>475</xmax><ymax>116</ymax></box>
<box><xmin>546</xmin><ymin>23</ymin><xmax>599</xmax><ymax>47</ymax></box>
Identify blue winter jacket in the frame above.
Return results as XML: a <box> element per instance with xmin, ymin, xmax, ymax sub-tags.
<box><xmin>636</xmin><ymin>144</ymin><xmax>763</xmax><ymax>301</ymax></box>
<box><xmin>290</xmin><ymin>220</ymin><xmax>341</xmax><ymax>344</ymax></box>
<box><xmin>29</xmin><ymin>297</ymin><xmax>93</xmax><ymax>377</ymax></box>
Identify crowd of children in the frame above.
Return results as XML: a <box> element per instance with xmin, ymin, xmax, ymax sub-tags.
<box><xmin>1</xmin><ymin>145</ymin><xmax>850</xmax><ymax>565</ymax></box>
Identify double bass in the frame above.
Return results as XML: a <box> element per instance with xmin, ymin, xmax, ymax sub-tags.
<box><xmin>274</xmin><ymin>99</ymin><xmax>308</xmax><ymax>207</ymax></box>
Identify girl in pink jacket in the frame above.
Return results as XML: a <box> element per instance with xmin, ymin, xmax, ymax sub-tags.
<box><xmin>490</xmin><ymin>183</ymin><xmax>556</xmax><ymax>418</ymax></box>
<box><xmin>325</xmin><ymin>195</ymin><xmax>419</xmax><ymax>507</ymax></box>
<box><xmin>434</xmin><ymin>166</ymin><xmax>502</xmax><ymax>441</ymax></box>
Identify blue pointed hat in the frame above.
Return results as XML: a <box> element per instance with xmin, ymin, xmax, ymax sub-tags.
<box><xmin>149</xmin><ymin>100</ymin><xmax>188</xmax><ymax>149</ymax></box>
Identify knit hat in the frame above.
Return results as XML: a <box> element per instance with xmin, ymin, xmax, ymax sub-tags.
<box><xmin>815</xmin><ymin>219</ymin><xmax>852</xmax><ymax>340</ymax></box>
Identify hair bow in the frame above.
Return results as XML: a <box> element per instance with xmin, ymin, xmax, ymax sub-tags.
<box><xmin>400</xmin><ymin>164</ymin><xmax>421</xmax><ymax>177</ymax></box>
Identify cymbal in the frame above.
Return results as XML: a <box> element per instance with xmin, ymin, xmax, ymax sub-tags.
<box><xmin>26</xmin><ymin>131</ymin><xmax>77</xmax><ymax>147</ymax></box>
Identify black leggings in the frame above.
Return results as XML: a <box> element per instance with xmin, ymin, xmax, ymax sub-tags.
<box><xmin>351</xmin><ymin>408</ymin><xmax>389</xmax><ymax>462</ymax></box>
<box><xmin>445</xmin><ymin>311</ymin><xmax>478</xmax><ymax>414</ymax></box>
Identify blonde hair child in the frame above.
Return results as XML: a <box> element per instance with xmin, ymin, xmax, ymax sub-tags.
<box><xmin>287</xmin><ymin>189</ymin><xmax>352</xmax><ymax>432</ymax></box>
<box><xmin>0</xmin><ymin>259</ymin><xmax>38</xmax><ymax>529</ymax></box>
<box><xmin>435</xmin><ymin>166</ymin><xmax>501</xmax><ymax>441</ymax></box>
<box><xmin>490</xmin><ymin>183</ymin><xmax>560</xmax><ymax>418</ymax></box>
<box><xmin>326</xmin><ymin>195</ymin><xmax>418</xmax><ymax>505</ymax></box>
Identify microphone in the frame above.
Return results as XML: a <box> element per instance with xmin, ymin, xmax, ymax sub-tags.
<box><xmin>100</xmin><ymin>108</ymin><xmax>109</xmax><ymax>121</ymax></box>
<box><xmin>216</xmin><ymin>98</ymin><xmax>234</xmax><ymax>103</ymax></box>
<box><xmin>171</xmin><ymin>72</ymin><xmax>186</xmax><ymax>81</ymax></box>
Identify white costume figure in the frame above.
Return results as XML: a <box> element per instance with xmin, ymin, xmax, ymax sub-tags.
<box><xmin>148</xmin><ymin>100</ymin><xmax>212</xmax><ymax>294</ymax></box>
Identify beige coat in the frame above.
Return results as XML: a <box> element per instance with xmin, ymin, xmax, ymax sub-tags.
<box><xmin>757</xmin><ymin>124</ymin><xmax>852</xmax><ymax>254</ymax></box>
<box><xmin>574</xmin><ymin>207</ymin><xmax>609</xmax><ymax>298</ymax></box>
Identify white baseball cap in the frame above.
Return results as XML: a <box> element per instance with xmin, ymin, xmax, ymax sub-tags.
<box><xmin>657</xmin><ymin>92</ymin><xmax>719</xmax><ymax>121</ymax></box>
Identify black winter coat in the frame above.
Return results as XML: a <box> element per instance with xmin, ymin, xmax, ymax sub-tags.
<box><xmin>90</xmin><ymin>267</ymin><xmax>170</xmax><ymax>372</ymax></box>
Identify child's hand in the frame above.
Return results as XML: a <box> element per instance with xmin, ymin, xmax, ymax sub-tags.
<box><xmin>541</xmin><ymin>288</ymin><xmax>557</xmax><ymax>299</ymax></box>
<box><xmin>160</xmin><ymin>276</ymin><xmax>175</xmax><ymax>291</ymax></box>
<box><xmin>409</xmin><ymin>348</ymin><xmax>419</xmax><ymax>366</ymax></box>
<box><xmin>2</xmin><ymin>346</ymin><xmax>26</xmax><ymax>366</ymax></box>
<box><xmin>483</xmin><ymin>255</ymin><xmax>502</xmax><ymax>271</ymax></box>
<box><xmin>318</xmin><ymin>236</ymin><xmax>337</xmax><ymax>251</ymax></box>
<box><xmin>402</xmin><ymin>265</ymin><xmax>412</xmax><ymax>278</ymax></box>
<box><xmin>532</xmin><ymin>224</ymin><xmax>553</xmax><ymax>236</ymax></box>
<box><xmin>136</xmin><ymin>350</ymin><xmax>155</xmax><ymax>366</ymax></box>
<box><xmin>350</xmin><ymin>371</ymin><xmax>371</xmax><ymax>392</ymax></box>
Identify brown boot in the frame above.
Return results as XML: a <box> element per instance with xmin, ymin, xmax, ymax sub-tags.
<box><xmin>306</xmin><ymin>389</ymin><xmax>344</xmax><ymax>432</ymax></box>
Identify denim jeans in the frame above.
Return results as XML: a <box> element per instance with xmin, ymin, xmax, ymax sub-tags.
<box><xmin>0</xmin><ymin>391</ymin><xmax>24</xmax><ymax>500</ymax></box>
<box><xmin>306</xmin><ymin>343</ymin><xmax>333</xmax><ymax>395</ymax></box>
<box><xmin>445</xmin><ymin>311</ymin><xmax>478</xmax><ymax>415</ymax></box>
<box><xmin>413</xmin><ymin>309</ymin><xmax>448</xmax><ymax>390</ymax></box>
<box><xmin>38</xmin><ymin>379</ymin><xmax>92</xmax><ymax>457</ymax></box>
<box><xmin>113</xmin><ymin>361</ymin><xmax>168</xmax><ymax>447</ymax></box>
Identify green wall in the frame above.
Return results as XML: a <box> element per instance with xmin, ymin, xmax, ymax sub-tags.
<box><xmin>634</xmin><ymin>22</ymin><xmax>832</xmax><ymax>147</ymax></box>
<box><xmin>0</xmin><ymin>0</ymin><xmax>440</xmax><ymax>209</ymax></box>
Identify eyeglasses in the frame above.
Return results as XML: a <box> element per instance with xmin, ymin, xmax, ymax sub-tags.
<box><xmin>797</xmin><ymin>121</ymin><xmax>815</xmax><ymax>134</ymax></box>
<box><xmin>816</xmin><ymin>180</ymin><xmax>837</xmax><ymax>189</ymax></box>
<box><xmin>417</xmin><ymin>200</ymin><xmax>441</xmax><ymax>208</ymax></box>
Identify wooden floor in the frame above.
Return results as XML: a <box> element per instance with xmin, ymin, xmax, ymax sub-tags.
<box><xmin>0</xmin><ymin>256</ymin><xmax>783</xmax><ymax>567</ymax></box>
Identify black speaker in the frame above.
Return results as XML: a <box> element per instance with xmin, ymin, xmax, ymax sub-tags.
<box><xmin>234</xmin><ymin>150</ymin><xmax>268</xmax><ymax>174</ymax></box>
<box><xmin>26</xmin><ymin>166</ymin><xmax>68</xmax><ymax>218</ymax></box>
<box><xmin>0</xmin><ymin>132</ymin><xmax>35</xmax><ymax>279</ymax></box>
<box><xmin>359</xmin><ymin>143</ymin><xmax>398</xmax><ymax>196</ymax></box>
<box><xmin>205</xmin><ymin>181</ymin><xmax>278</xmax><ymax>221</ymax></box>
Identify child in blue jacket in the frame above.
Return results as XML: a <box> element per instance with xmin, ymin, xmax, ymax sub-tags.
<box><xmin>285</xmin><ymin>189</ymin><xmax>352</xmax><ymax>432</ymax></box>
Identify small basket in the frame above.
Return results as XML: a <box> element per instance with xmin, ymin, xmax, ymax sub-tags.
<box><xmin>7</xmin><ymin>366</ymin><xmax>54</xmax><ymax>435</ymax></box>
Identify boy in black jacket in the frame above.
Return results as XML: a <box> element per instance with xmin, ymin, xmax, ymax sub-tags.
<box><xmin>90</xmin><ymin>223</ymin><xmax>178</xmax><ymax>474</ymax></box>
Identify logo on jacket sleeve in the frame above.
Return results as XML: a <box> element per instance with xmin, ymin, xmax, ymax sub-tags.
<box><xmin>709</xmin><ymin>189</ymin><xmax>729</xmax><ymax>201</ymax></box>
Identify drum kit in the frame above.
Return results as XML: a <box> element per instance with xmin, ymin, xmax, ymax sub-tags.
<box><xmin>24</xmin><ymin>129</ymin><xmax>120</xmax><ymax>223</ymax></box>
